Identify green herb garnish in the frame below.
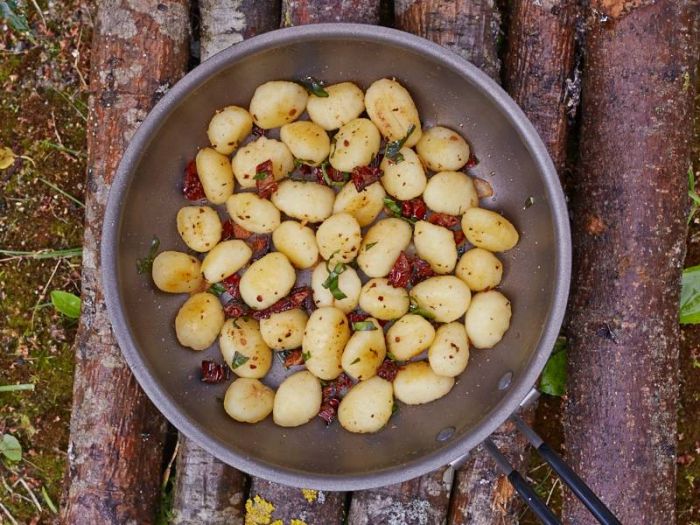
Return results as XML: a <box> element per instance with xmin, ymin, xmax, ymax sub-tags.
<box><xmin>299</xmin><ymin>76</ymin><xmax>329</xmax><ymax>97</ymax></box>
<box><xmin>391</xmin><ymin>402</ymin><xmax>399</xmax><ymax>416</ymax></box>
<box><xmin>302</xmin><ymin>350</ymin><xmax>311</xmax><ymax>361</ymax></box>
<box><xmin>322</xmin><ymin>257</ymin><xmax>348</xmax><ymax>300</ymax></box>
<box><xmin>352</xmin><ymin>321</ymin><xmax>377</xmax><ymax>331</ymax></box>
<box><xmin>364</xmin><ymin>242</ymin><xmax>378</xmax><ymax>251</ymax></box>
<box><xmin>321</xmin><ymin>161</ymin><xmax>349</xmax><ymax>187</ymax></box>
<box><xmin>254</xmin><ymin>170</ymin><xmax>268</xmax><ymax>180</ymax></box>
<box><xmin>294</xmin><ymin>157</ymin><xmax>313</xmax><ymax>169</ymax></box>
<box><xmin>409</xmin><ymin>301</ymin><xmax>435</xmax><ymax>320</ymax></box>
<box><xmin>231</xmin><ymin>351</ymin><xmax>249</xmax><ymax>369</ymax></box>
<box><xmin>383</xmin><ymin>196</ymin><xmax>416</xmax><ymax>224</ymax></box>
<box><xmin>539</xmin><ymin>336</ymin><xmax>567</xmax><ymax>396</ymax></box>
<box><xmin>136</xmin><ymin>236</ymin><xmax>160</xmax><ymax>274</ymax></box>
<box><xmin>351</xmin><ymin>357</ymin><xmax>361</xmax><ymax>365</ymax></box>
<box><xmin>387</xmin><ymin>352</ymin><xmax>398</xmax><ymax>361</ymax></box>
<box><xmin>208</xmin><ymin>283</ymin><xmax>226</xmax><ymax>296</ymax></box>
<box><xmin>384</xmin><ymin>125</ymin><xmax>416</xmax><ymax>163</ymax></box>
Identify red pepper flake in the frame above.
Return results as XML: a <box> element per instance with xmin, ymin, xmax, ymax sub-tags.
<box><xmin>350</xmin><ymin>165</ymin><xmax>382</xmax><ymax>192</ymax></box>
<box><xmin>252</xmin><ymin>124</ymin><xmax>266</xmax><ymax>137</ymax></box>
<box><xmin>222</xmin><ymin>273</ymin><xmax>241</xmax><ymax>299</ymax></box>
<box><xmin>183</xmin><ymin>159</ymin><xmax>206</xmax><ymax>201</ymax></box>
<box><xmin>223</xmin><ymin>301</ymin><xmax>249</xmax><ymax>319</ymax></box>
<box><xmin>400</xmin><ymin>197</ymin><xmax>428</xmax><ymax>221</ymax></box>
<box><xmin>251</xmin><ymin>286</ymin><xmax>312</xmax><ymax>320</ymax></box>
<box><xmin>283</xmin><ymin>348</ymin><xmax>305</xmax><ymax>368</ymax></box>
<box><xmin>453</xmin><ymin>230</ymin><xmax>466</xmax><ymax>246</ymax></box>
<box><xmin>388</xmin><ymin>252</ymin><xmax>412</xmax><ymax>288</ymax></box>
<box><xmin>247</xmin><ymin>234</ymin><xmax>271</xmax><ymax>260</ymax></box>
<box><xmin>464</xmin><ymin>150</ymin><xmax>479</xmax><ymax>169</ymax></box>
<box><xmin>377</xmin><ymin>359</ymin><xmax>401</xmax><ymax>382</ymax></box>
<box><xmin>318</xmin><ymin>397</ymin><xmax>340</xmax><ymax>425</ymax></box>
<box><xmin>200</xmin><ymin>360</ymin><xmax>230</xmax><ymax>383</ymax></box>
<box><xmin>428</xmin><ymin>213</ymin><xmax>460</xmax><ymax>228</ymax></box>
<box><xmin>254</xmin><ymin>159</ymin><xmax>278</xmax><ymax>199</ymax></box>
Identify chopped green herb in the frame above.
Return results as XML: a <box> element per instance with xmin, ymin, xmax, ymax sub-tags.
<box><xmin>253</xmin><ymin>170</ymin><xmax>268</xmax><ymax>180</ymax></box>
<box><xmin>302</xmin><ymin>351</ymin><xmax>311</xmax><ymax>361</ymax></box>
<box><xmin>351</xmin><ymin>357</ymin><xmax>361</xmax><ymax>365</ymax></box>
<box><xmin>384</xmin><ymin>125</ymin><xmax>416</xmax><ymax>163</ymax></box>
<box><xmin>352</xmin><ymin>321</ymin><xmax>377</xmax><ymax>331</ymax></box>
<box><xmin>409</xmin><ymin>301</ymin><xmax>435</xmax><ymax>320</ymax></box>
<box><xmin>208</xmin><ymin>283</ymin><xmax>226</xmax><ymax>296</ymax></box>
<box><xmin>321</xmin><ymin>161</ymin><xmax>348</xmax><ymax>187</ymax></box>
<box><xmin>383</xmin><ymin>196</ymin><xmax>416</xmax><ymax>224</ymax></box>
<box><xmin>524</xmin><ymin>196</ymin><xmax>535</xmax><ymax>209</ymax></box>
<box><xmin>0</xmin><ymin>433</ymin><xmax>22</xmax><ymax>462</ymax></box>
<box><xmin>294</xmin><ymin>157</ymin><xmax>313</xmax><ymax>168</ymax></box>
<box><xmin>231</xmin><ymin>351</ymin><xmax>249</xmax><ymax>369</ymax></box>
<box><xmin>364</xmin><ymin>242</ymin><xmax>378</xmax><ymax>251</ymax></box>
<box><xmin>387</xmin><ymin>352</ymin><xmax>398</xmax><ymax>361</ymax></box>
<box><xmin>680</xmin><ymin>264</ymin><xmax>700</xmax><ymax>324</ymax></box>
<box><xmin>231</xmin><ymin>318</ymin><xmax>241</xmax><ymax>329</ymax></box>
<box><xmin>391</xmin><ymin>402</ymin><xmax>399</xmax><ymax>416</ymax></box>
<box><xmin>137</xmin><ymin>236</ymin><xmax>160</xmax><ymax>274</ymax></box>
<box><xmin>50</xmin><ymin>290</ymin><xmax>81</xmax><ymax>319</ymax></box>
<box><xmin>299</xmin><ymin>76</ymin><xmax>329</xmax><ymax>97</ymax></box>
<box><xmin>322</xmin><ymin>258</ymin><xmax>348</xmax><ymax>300</ymax></box>
<box><xmin>539</xmin><ymin>336</ymin><xmax>567</xmax><ymax>396</ymax></box>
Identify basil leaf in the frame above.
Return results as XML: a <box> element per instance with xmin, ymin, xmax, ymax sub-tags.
<box><xmin>299</xmin><ymin>76</ymin><xmax>329</xmax><ymax>97</ymax></box>
<box><xmin>136</xmin><ymin>236</ymin><xmax>160</xmax><ymax>274</ymax></box>
<box><xmin>409</xmin><ymin>302</ymin><xmax>435</xmax><ymax>320</ymax></box>
<box><xmin>383</xmin><ymin>197</ymin><xmax>416</xmax><ymax>224</ymax></box>
<box><xmin>0</xmin><ymin>434</ymin><xmax>22</xmax><ymax>462</ymax></box>
<box><xmin>322</xmin><ymin>260</ymin><xmax>348</xmax><ymax>300</ymax></box>
<box><xmin>680</xmin><ymin>264</ymin><xmax>700</xmax><ymax>324</ymax></box>
<box><xmin>384</xmin><ymin>125</ymin><xmax>416</xmax><ymax>162</ymax></box>
<box><xmin>364</xmin><ymin>242</ymin><xmax>378</xmax><ymax>251</ymax></box>
<box><xmin>386</xmin><ymin>352</ymin><xmax>398</xmax><ymax>361</ymax></box>
<box><xmin>231</xmin><ymin>351</ymin><xmax>249</xmax><ymax>369</ymax></box>
<box><xmin>391</xmin><ymin>402</ymin><xmax>399</xmax><ymax>416</ymax></box>
<box><xmin>302</xmin><ymin>351</ymin><xmax>311</xmax><ymax>361</ymax></box>
<box><xmin>50</xmin><ymin>290</ymin><xmax>81</xmax><ymax>319</ymax></box>
<box><xmin>539</xmin><ymin>337</ymin><xmax>567</xmax><ymax>396</ymax></box>
<box><xmin>351</xmin><ymin>357</ymin><xmax>361</xmax><ymax>365</ymax></box>
<box><xmin>294</xmin><ymin>158</ymin><xmax>313</xmax><ymax>168</ymax></box>
<box><xmin>321</xmin><ymin>161</ymin><xmax>348</xmax><ymax>187</ymax></box>
<box><xmin>352</xmin><ymin>321</ymin><xmax>377</xmax><ymax>331</ymax></box>
<box><xmin>208</xmin><ymin>283</ymin><xmax>226</xmax><ymax>296</ymax></box>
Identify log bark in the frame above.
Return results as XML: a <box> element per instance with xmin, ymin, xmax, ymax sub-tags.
<box><xmin>564</xmin><ymin>1</ymin><xmax>697</xmax><ymax>523</ymax></box>
<box><xmin>394</xmin><ymin>0</ymin><xmax>502</xmax><ymax>82</ymax></box>
<box><xmin>199</xmin><ymin>0</ymin><xmax>281</xmax><ymax>61</ymax></box>
<box><xmin>503</xmin><ymin>0</ymin><xmax>578</xmax><ymax>176</ymax></box>
<box><xmin>247</xmin><ymin>479</ymin><xmax>346</xmax><ymax>524</ymax></box>
<box><xmin>60</xmin><ymin>1</ymin><xmax>191</xmax><ymax>524</ymax></box>
<box><xmin>281</xmin><ymin>0</ymin><xmax>381</xmax><ymax>26</ymax></box>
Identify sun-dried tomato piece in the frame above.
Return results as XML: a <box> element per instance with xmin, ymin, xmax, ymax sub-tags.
<box><xmin>350</xmin><ymin>165</ymin><xmax>382</xmax><ymax>192</ymax></box>
<box><xmin>251</xmin><ymin>286</ymin><xmax>313</xmax><ymax>320</ymax></box>
<box><xmin>221</xmin><ymin>273</ymin><xmax>241</xmax><ymax>299</ymax></box>
<box><xmin>453</xmin><ymin>230</ymin><xmax>466</xmax><ymax>246</ymax></box>
<box><xmin>223</xmin><ymin>301</ymin><xmax>249</xmax><ymax>318</ymax></box>
<box><xmin>347</xmin><ymin>311</ymin><xmax>370</xmax><ymax>324</ymax></box>
<box><xmin>221</xmin><ymin>220</ymin><xmax>235</xmax><ymax>241</ymax></box>
<box><xmin>428</xmin><ymin>212</ymin><xmax>460</xmax><ymax>228</ymax></box>
<box><xmin>377</xmin><ymin>359</ymin><xmax>401</xmax><ymax>382</ymax></box>
<box><xmin>255</xmin><ymin>160</ymin><xmax>278</xmax><ymax>199</ymax></box>
<box><xmin>282</xmin><ymin>348</ymin><xmax>304</xmax><ymax>368</ymax></box>
<box><xmin>464</xmin><ymin>151</ymin><xmax>479</xmax><ymax>169</ymax></box>
<box><xmin>200</xmin><ymin>360</ymin><xmax>230</xmax><ymax>383</ymax></box>
<box><xmin>388</xmin><ymin>251</ymin><xmax>412</xmax><ymax>288</ymax></box>
<box><xmin>313</xmin><ymin>163</ymin><xmax>347</xmax><ymax>187</ymax></box>
<box><xmin>252</xmin><ymin>124</ymin><xmax>266</xmax><ymax>137</ymax></box>
<box><xmin>318</xmin><ymin>397</ymin><xmax>340</xmax><ymax>425</ymax></box>
<box><xmin>411</xmin><ymin>256</ymin><xmax>435</xmax><ymax>285</ymax></box>
<box><xmin>400</xmin><ymin>197</ymin><xmax>428</xmax><ymax>220</ymax></box>
<box><xmin>247</xmin><ymin>234</ymin><xmax>271</xmax><ymax>260</ymax></box>
<box><xmin>322</xmin><ymin>373</ymin><xmax>354</xmax><ymax>400</ymax></box>
<box><xmin>183</xmin><ymin>159</ymin><xmax>206</xmax><ymax>201</ymax></box>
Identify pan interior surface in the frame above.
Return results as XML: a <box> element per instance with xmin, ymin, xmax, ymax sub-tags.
<box><xmin>106</xmin><ymin>25</ymin><xmax>569</xmax><ymax>490</ymax></box>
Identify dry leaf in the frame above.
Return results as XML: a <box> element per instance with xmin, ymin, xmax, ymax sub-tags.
<box><xmin>0</xmin><ymin>147</ymin><xmax>16</xmax><ymax>169</ymax></box>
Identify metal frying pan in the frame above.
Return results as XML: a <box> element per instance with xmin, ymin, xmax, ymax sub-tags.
<box><xmin>102</xmin><ymin>24</ymin><xmax>617</xmax><ymax>523</ymax></box>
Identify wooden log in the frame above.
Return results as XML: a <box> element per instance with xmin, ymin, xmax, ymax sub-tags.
<box><xmin>60</xmin><ymin>1</ymin><xmax>191</xmax><ymax>524</ymax></box>
<box><xmin>503</xmin><ymin>0</ymin><xmax>578</xmax><ymax>176</ymax></box>
<box><xmin>563</xmin><ymin>1</ymin><xmax>697</xmax><ymax>522</ymax></box>
<box><xmin>281</xmin><ymin>0</ymin><xmax>380</xmax><ymax>26</ymax></box>
<box><xmin>394</xmin><ymin>0</ymin><xmax>502</xmax><ymax>81</ymax></box>
<box><xmin>247</xmin><ymin>480</ymin><xmax>346</xmax><ymax>524</ymax></box>
<box><xmin>199</xmin><ymin>0</ymin><xmax>281</xmax><ymax>61</ymax></box>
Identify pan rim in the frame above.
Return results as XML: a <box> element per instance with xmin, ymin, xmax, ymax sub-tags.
<box><xmin>102</xmin><ymin>23</ymin><xmax>571</xmax><ymax>491</ymax></box>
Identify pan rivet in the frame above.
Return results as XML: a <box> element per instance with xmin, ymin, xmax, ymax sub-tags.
<box><xmin>498</xmin><ymin>372</ymin><xmax>513</xmax><ymax>390</ymax></box>
<box><xmin>436</xmin><ymin>427</ymin><xmax>455</xmax><ymax>442</ymax></box>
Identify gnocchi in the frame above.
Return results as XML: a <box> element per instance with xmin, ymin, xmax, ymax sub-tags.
<box><xmin>357</xmin><ymin>218</ymin><xmax>412</xmax><ymax>278</ymax></box>
<box><xmin>413</xmin><ymin>220</ymin><xmax>457</xmax><ymax>274</ymax></box>
<box><xmin>302</xmin><ymin>307</ymin><xmax>350</xmax><ymax>380</ymax></box>
<box><xmin>175</xmin><ymin>292</ymin><xmax>224</xmax><ymax>351</ymax></box>
<box><xmin>333</xmin><ymin>181</ymin><xmax>386</xmax><ymax>227</ymax></box>
<box><xmin>393</xmin><ymin>361</ymin><xmax>454</xmax><ymax>405</ymax></box>
<box><xmin>201</xmin><ymin>240</ymin><xmax>252</xmax><ymax>282</ymax></box>
<box><xmin>341</xmin><ymin>318</ymin><xmax>386</xmax><ymax>380</ymax></box>
<box><xmin>316</xmin><ymin>213</ymin><xmax>362</xmax><ymax>264</ymax></box>
<box><xmin>271</xmin><ymin>180</ymin><xmax>335</xmax><ymax>223</ymax></box>
<box><xmin>428</xmin><ymin>322</ymin><xmax>469</xmax><ymax>377</ymax></box>
<box><xmin>423</xmin><ymin>171</ymin><xmax>478</xmax><ymax>216</ymax></box>
<box><xmin>226</xmin><ymin>192</ymin><xmax>281</xmax><ymax>234</ymax></box>
<box><xmin>359</xmin><ymin>278</ymin><xmax>410</xmax><ymax>320</ymax></box>
<box><xmin>306</xmin><ymin>81</ymin><xmax>365</xmax><ymax>130</ymax></box>
<box><xmin>224</xmin><ymin>378</ymin><xmax>274</xmax><ymax>423</ymax></box>
<box><xmin>364</xmin><ymin>78</ymin><xmax>422</xmax><ymax>147</ymax></box>
<box><xmin>176</xmin><ymin>205</ymin><xmax>222</xmax><ymax>252</ymax></box>
<box><xmin>219</xmin><ymin>317</ymin><xmax>272</xmax><ymax>378</ymax></box>
<box><xmin>280</xmin><ymin>121</ymin><xmax>331</xmax><ymax>166</ymax></box>
<box><xmin>455</xmin><ymin>248</ymin><xmax>503</xmax><ymax>292</ymax></box>
<box><xmin>415</xmin><ymin>126</ymin><xmax>470</xmax><ymax>172</ymax></box>
<box><xmin>231</xmin><ymin>136</ymin><xmax>294</xmax><ymax>188</ymax></box>
<box><xmin>207</xmin><ymin>106</ymin><xmax>253</xmax><ymax>155</ymax></box>
<box><xmin>273</xmin><ymin>371</ymin><xmax>322</xmax><ymax>427</ymax></box>
<box><xmin>380</xmin><ymin>147</ymin><xmax>427</xmax><ymax>200</ymax></box>
<box><xmin>249</xmin><ymin>80</ymin><xmax>308</xmax><ymax>129</ymax></box>
<box><xmin>465</xmin><ymin>290</ymin><xmax>512</xmax><ymax>349</ymax></box>
<box><xmin>461</xmin><ymin>208</ymin><xmax>519</xmax><ymax>252</ymax></box>
<box><xmin>386</xmin><ymin>314</ymin><xmax>436</xmax><ymax>361</ymax></box>
<box><xmin>329</xmin><ymin>118</ymin><xmax>381</xmax><ymax>173</ymax></box>
<box><xmin>239</xmin><ymin>252</ymin><xmax>296</xmax><ymax>309</ymax></box>
<box><xmin>272</xmin><ymin>221</ymin><xmax>319</xmax><ymax>269</ymax></box>
<box><xmin>259</xmin><ymin>309</ymin><xmax>308</xmax><ymax>351</ymax></box>
<box><xmin>311</xmin><ymin>263</ymin><xmax>362</xmax><ymax>313</ymax></box>
<box><xmin>410</xmin><ymin>276</ymin><xmax>472</xmax><ymax>323</ymax></box>
<box><xmin>195</xmin><ymin>148</ymin><xmax>235</xmax><ymax>204</ymax></box>
<box><xmin>151</xmin><ymin>251</ymin><xmax>203</xmax><ymax>293</ymax></box>
<box><xmin>338</xmin><ymin>376</ymin><xmax>394</xmax><ymax>433</ymax></box>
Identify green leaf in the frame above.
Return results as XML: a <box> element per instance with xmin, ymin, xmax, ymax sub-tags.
<box><xmin>539</xmin><ymin>336</ymin><xmax>567</xmax><ymax>396</ymax></box>
<box><xmin>386</xmin><ymin>352</ymin><xmax>398</xmax><ymax>361</ymax></box>
<box><xmin>208</xmin><ymin>283</ymin><xmax>226</xmax><ymax>296</ymax></box>
<box><xmin>351</xmin><ymin>357</ymin><xmax>361</xmax><ymax>365</ymax></box>
<box><xmin>41</xmin><ymin>486</ymin><xmax>58</xmax><ymax>514</ymax></box>
<box><xmin>383</xmin><ymin>196</ymin><xmax>416</xmax><ymax>224</ymax></box>
<box><xmin>50</xmin><ymin>290</ymin><xmax>81</xmax><ymax>319</ymax></box>
<box><xmin>137</xmin><ymin>236</ymin><xmax>160</xmax><ymax>274</ymax></box>
<box><xmin>0</xmin><ymin>434</ymin><xmax>22</xmax><ymax>462</ymax></box>
<box><xmin>409</xmin><ymin>301</ymin><xmax>435</xmax><ymax>320</ymax></box>
<box><xmin>384</xmin><ymin>125</ymin><xmax>416</xmax><ymax>162</ymax></box>
<box><xmin>0</xmin><ymin>1</ymin><xmax>36</xmax><ymax>43</ymax></box>
<box><xmin>302</xmin><ymin>351</ymin><xmax>311</xmax><ymax>361</ymax></box>
<box><xmin>231</xmin><ymin>351</ymin><xmax>249</xmax><ymax>369</ymax></box>
<box><xmin>352</xmin><ymin>321</ymin><xmax>377</xmax><ymax>331</ymax></box>
<box><xmin>688</xmin><ymin>165</ymin><xmax>699</xmax><ymax>224</ymax></box>
<box><xmin>320</xmin><ymin>161</ymin><xmax>348</xmax><ymax>187</ymax></box>
<box><xmin>680</xmin><ymin>265</ymin><xmax>700</xmax><ymax>324</ymax></box>
<box><xmin>0</xmin><ymin>383</ymin><xmax>35</xmax><ymax>393</ymax></box>
<box><xmin>364</xmin><ymin>242</ymin><xmax>378</xmax><ymax>251</ymax></box>
<box><xmin>298</xmin><ymin>76</ymin><xmax>329</xmax><ymax>97</ymax></box>
<box><xmin>391</xmin><ymin>402</ymin><xmax>399</xmax><ymax>416</ymax></box>
<box><xmin>322</xmin><ymin>259</ymin><xmax>348</xmax><ymax>300</ymax></box>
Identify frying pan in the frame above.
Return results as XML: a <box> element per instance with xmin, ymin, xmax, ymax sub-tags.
<box><xmin>103</xmin><ymin>24</ymin><xmax>618</xmax><ymax>523</ymax></box>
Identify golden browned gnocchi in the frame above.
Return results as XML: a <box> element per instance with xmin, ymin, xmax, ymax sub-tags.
<box><xmin>428</xmin><ymin>322</ymin><xmax>469</xmax><ymax>377</ymax></box>
<box><xmin>359</xmin><ymin>278</ymin><xmax>410</xmax><ymax>320</ymax></box>
<box><xmin>364</xmin><ymin>78</ymin><xmax>422</xmax><ymax>147</ymax></box>
<box><xmin>357</xmin><ymin>218</ymin><xmax>412</xmax><ymax>277</ymax></box>
<box><xmin>465</xmin><ymin>290</ymin><xmax>512</xmax><ymax>349</ymax></box>
<box><xmin>302</xmin><ymin>307</ymin><xmax>350</xmax><ymax>380</ymax></box>
<box><xmin>195</xmin><ymin>148</ymin><xmax>235</xmax><ymax>204</ymax></box>
<box><xmin>223</xmin><ymin>378</ymin><xmax>274</xmax><ymax>424</ymax></box>
<box><xmin>249</xmin><ymin>80</ymin><xmax>308</xmax><ymax>129</ymax></box>
<box><xmin>329</xmin><ymin>118</ymin><xmax>381</xmax><ymax>172</ymax></box>
<box><xmin>271</xmin><ymin>180</ymin><xmax>335</xmax><ymax>223</ymax></box>
<box><xmin>379</xmin><ymin>147</ymin><xmax>427</xmax><ymax>200</ymax></box>
<box><xmin>311</xmin><ymin>263</ymin><xmax>362</xmax><ymax>313</ymax></box>
<box><xmin>272</xmin><ymin>221</ymin><xmax>319</xmax><ymax>269</ymax></box>
<box><xmin>201</xmin><ymin>240</ymin><xmax>252</xmax><ymax>283</ymax></box>
<box><xmin>415</xmin><ymin>126</ymin><xmax>470</xmax><ymax>171</ymax></box>
<box><xmin>259</xmin><ymin>309</ymin><xmax>308</xmax><ymax>351</ymax></box>
<box><xmin>175</xmin><ymin>292</ymin><xmax>224</xmax><ymax>351</ymax></box>
<box><xmin>332</xmin><ymin>181</ymin><xmax>386</xmax><ymax>226</ymax></box>
<box><xmin>461</xmin><ymin>208</ymin><xmax>519</xmax><ymax>252</ymax></box>
<box><xmin>338</xmin><ymin>376</ymin><xmax>394</xmax><ymax>433</ymax></box>
<box><xmin>341</xmin><ymin>318</ymin><xmax>386</xmax><ymax>380</ymax></box>
<box><xmin>306</xmin><ymin>81</ymin><xmax>365</xmax><ymax>130</ymax></box>
<box><xmin>219</xmin><ymin>317</ymin><xmax>272</xmax><ymax>378</ymax></box>
<box><xmin>280</xmin><ymin>121</ymin><xmax>331</xmax><ymax>166</ymax></box>
<box><xmin>410</xmin><ymin>276</ymin><xmax>472</xmax><ymax>323</ymax></box>
<box><xmin>273</xmin><ymin>371</ymin><xmax>322</xmax><ymax>427</ymax></box>
<box><xmin>151</xmin><ymin>251</ymin><xmax>203</xmax><ymax>293</ymax></box>
<box><xmin>226</xmin><ymin>192</ymin><xmax>280</xmax><ymax>234</ymax></box>
<box><xmin>316</xmin><ymin>213</ymin><xmax>362</xmax><ymax>264</ymax></box>
<box><xmin>387</xmin><ymin>314</ymin><xmax>436</xmax><ymax>360</ymax></box>
<box><xmin>455</xmin><ymin>248</ymin><xmax>503</xmax><ymax>291</ymax></box>
<box><xmin>176</xmin><ymin>205</ymin><xmax>222</xmax><ymax>252</ymax></box>
<box><xmin>413</xmin><ymin>220</ymin><xmax>458</xmax><ymax>274</ymax></box>
<box><xmin>423</xmin><ymin>171</ymin><xmax>478</xmax><ymax>215</ymax></box>
<box><xmin>393</xmin><ymin>361</ymin><xmax>454</xmax><ymax>405</ymax></box>
<box><xmin>231</xmin><ymin>136</ymin><xmax>294</xmax><ymax>188</ymax></box>
<box><xmin>239</xmin><ymin>252</ymin><xmax>296</xmax><ymax>309</ymax></box>
<box><xmin>206</xmin><ymin>106</ymin><xmax>253</xmax><ymax>155</ymax></box>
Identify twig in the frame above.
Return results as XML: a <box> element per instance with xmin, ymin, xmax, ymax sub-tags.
<box><xmin>0</xmin><ymin>384</ymin><xmax>35</xmax><ymax>393</ymax></box>
<box><xmin>30</xmin><ymin>258</ymin><xmax>62</xmax><ymax>328</ymax></box>
<box><xmin>0</xmin><ymin>501</ymin><xmax>18</xmax><ymax>525</ymax></box>
<box><xmin>0</xmin><ymin>247</ymin><xmax>83</xmax><ymax>262</ymax></box>
<box><xmin>18</xmin><ymin>478</ymin><xmax>42</xmax><ymax>513</ymax></box>
<box><xmin>545</xmin><ymin>477</ymin><xmax>561</xmax><ymax>505</ymax></box>
<box><xmin>49</xmin><ymin>87</ymin><xmax>87</xmax><ymax>122</ymax></box>
<box><xmin>38</xmin><ymin>177</ymin><xmax>85</xmax><ymax>207</ymax></box>
<box><xmin>28</xmin><ymin>0</ymin><xmax>47</xmax><ymax>26</ymax></box>
<box><xmin>73</xmin><ymin>25</ymin><xmax>88</xmax><ymax>90</ymax></box>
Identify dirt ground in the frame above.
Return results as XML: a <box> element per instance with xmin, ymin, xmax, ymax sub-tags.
<box><xmin>0</xmin><ymin>2</ymin><xmax>697</xmax><ymax>524</ymax></box>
